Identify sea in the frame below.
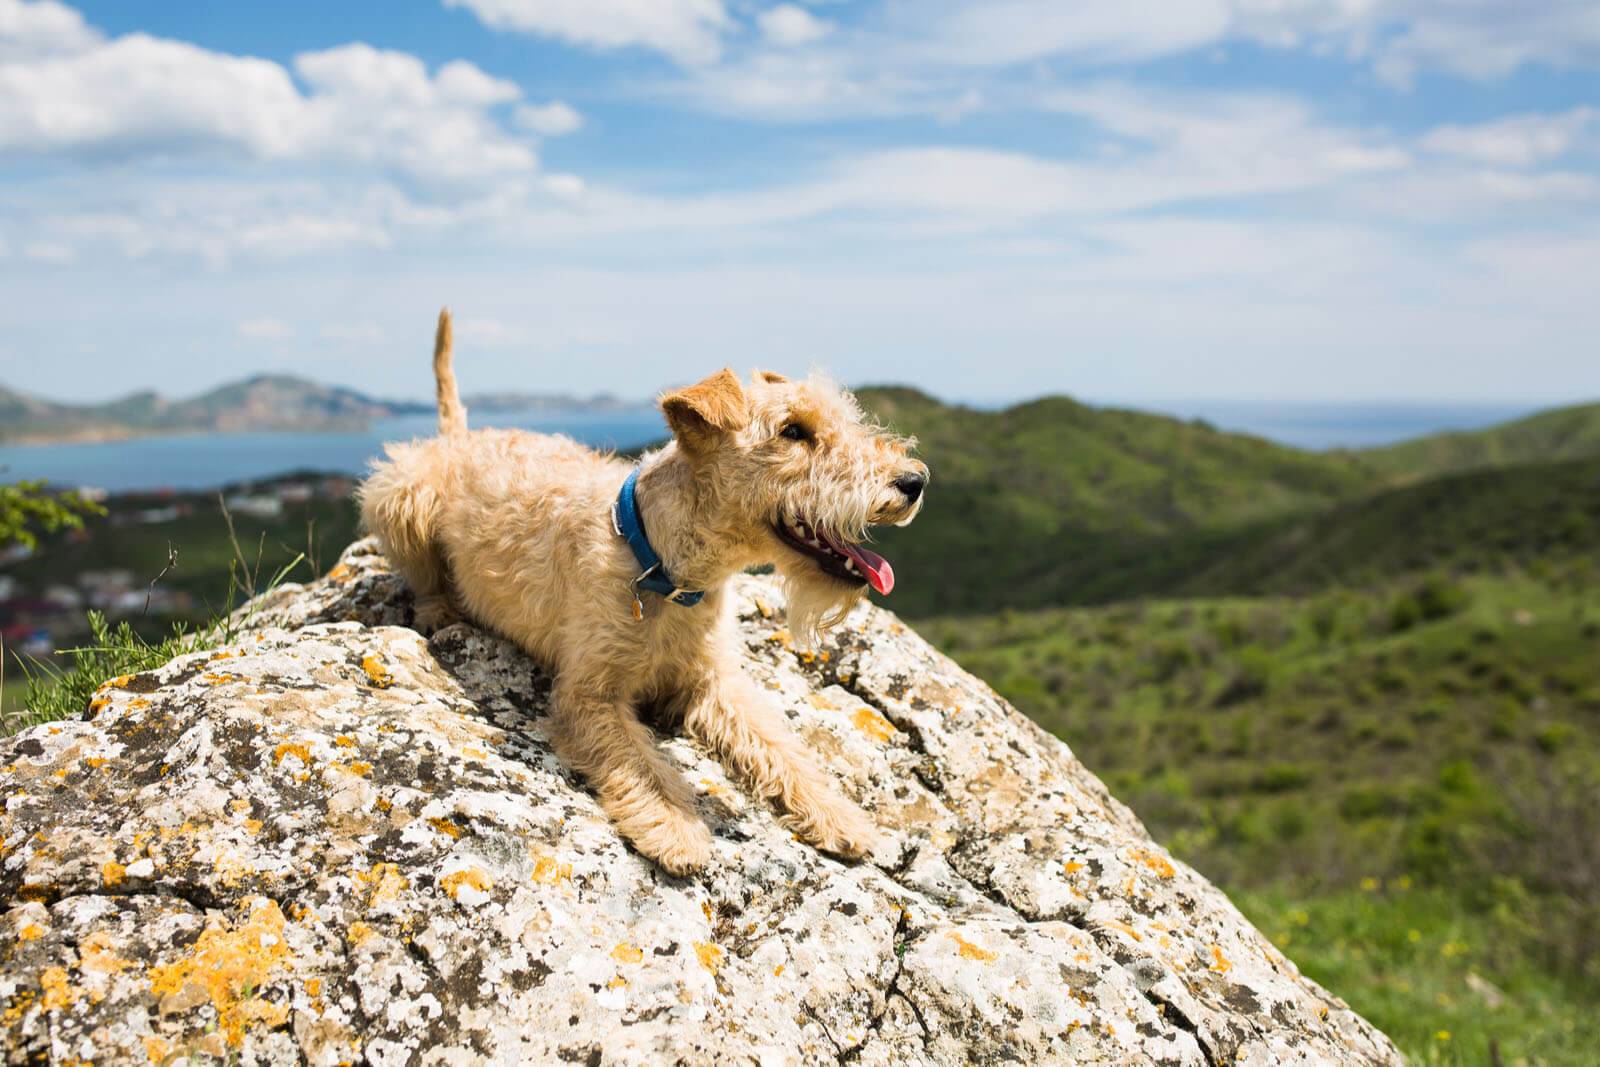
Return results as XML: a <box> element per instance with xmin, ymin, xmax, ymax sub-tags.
<box><xmin>0</xmin><ymin>401</ymin><xmax>1544</xmax><ymax>494</ymax></box>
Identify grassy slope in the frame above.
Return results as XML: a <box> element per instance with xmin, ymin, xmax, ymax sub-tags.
<box><xmin>1361</xmin><ymin>401</ymin><xmax>1600</xmax><ymax>479</ymax></box>
<box><xmin>921</xmin><ymin>568</ymin><xmax>1600</xmax><ymax>1065</ymax></box>
<box><xmin>859</xmin><ymin>388</ymin><xmax>1376</xmax><ymax>615</ymax></box>
<box><xmin>860</xmin><ymin>389</ymin><xmax>1600</xmax><ymax>617</ymax></box>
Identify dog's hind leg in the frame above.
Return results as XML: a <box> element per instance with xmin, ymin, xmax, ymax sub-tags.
<box><xmin>677</xmin><ymin>665</ymin><xmax>878</xmax><ymax>861</ymax></box>
<box><xmin>358</xmin><ymin>458</ymin><xmax>458</xmax><ymax>633</ymax></box>
<box><xmin>548</xmin><ymin>679</ymin><xmax>712</xmax><ymax>875</ymax></box>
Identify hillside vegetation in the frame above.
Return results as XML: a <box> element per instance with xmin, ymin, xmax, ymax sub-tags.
<box><xmin>922</xmin><ymin>565</ymin><xmax>1600</xmax><ymax>1064</ymax></box>
<box><xmin>860</xmin><ymin>388</ymin><xmax>1600</xmax><ymax>616</ymax></box>
<box><xmin>1361</xmin><ymin>401</ymin><xmax>1600</xmax><ymax>479</ymax></box>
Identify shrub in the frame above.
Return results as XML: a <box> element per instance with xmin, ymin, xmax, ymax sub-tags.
<box><xmin>1255</xmin><ymin>762</ymin><xmax>1312</xmax><ymax>793</ymax></box>
<box><xmin>1389</xmin><ymin>594</ymin><xmax>1422</xmax><ymax>632</ymax></box>
<box><xmin>1415</xmin><ymin>574</ymin><xmax>1470</xmax><ymax>621</ymax></box>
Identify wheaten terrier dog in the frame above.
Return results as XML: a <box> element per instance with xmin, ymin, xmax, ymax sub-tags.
<box><xmin>359</xmin><ymin>311</ymin><xmax>928</xmax><ymax>873</ymax></box>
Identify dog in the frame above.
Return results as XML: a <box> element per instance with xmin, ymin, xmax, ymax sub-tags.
<box><xmin>359</xmin><ymin>310</ymin><xmax>928</xmax><ymax>874</ymax></box>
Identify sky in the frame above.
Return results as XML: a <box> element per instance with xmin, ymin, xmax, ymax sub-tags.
<box><xmin>0</xmin><ymin>0</ymin><xmax>1597</xmax><ymax>408</ymax></box>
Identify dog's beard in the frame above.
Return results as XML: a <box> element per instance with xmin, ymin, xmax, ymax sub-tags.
<box><xmin>774</xmin><ymin>554</ymin><xmax>867</xmax><ymax>650</ymax></box>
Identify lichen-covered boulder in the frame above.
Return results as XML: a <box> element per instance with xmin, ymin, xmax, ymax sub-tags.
<box><xmin>1</xmin><ymin>539</ymin><xmax>1399</xmax><ymax>1065</ymax></box>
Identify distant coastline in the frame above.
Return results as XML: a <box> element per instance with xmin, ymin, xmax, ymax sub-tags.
<box><xmin>0</xmin><ymin>374</ymin><xmax>652</xmax><ymax>447</ymax></box>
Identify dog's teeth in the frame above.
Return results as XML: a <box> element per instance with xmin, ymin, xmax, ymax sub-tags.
<box><xmin>844</xmin><ymin>559</ymin><xmax>858</xmax><ymax>573</ymax></box>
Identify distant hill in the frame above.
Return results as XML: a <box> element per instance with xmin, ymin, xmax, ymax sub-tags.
<box><xmin>0</xmin><ymin>376</ymin><xmax>425</xmax><ymax>443</ymax></box>
<box><xmin>1360</xmin><ymin>401</ymin><xmax>1600</xmax><ymax>479</ymax></box>
<box><xmin>858</xmin><ymin>389</ymin><xmax>1600</xmax><ymax>615</ymax></box>
<box><xmin>858</xmin><ymin>387</ymin><xmax>1372</xmax><ymax>614</ymax></box>
<box><xmin>0</xmin><ymin>377</ymin><xmax>648</xmax><ymax>444</ymax></box>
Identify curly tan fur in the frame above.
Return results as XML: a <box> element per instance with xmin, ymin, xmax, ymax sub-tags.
<box><xmin>358</xmin><ymin>311</ymin><xmax>928</xmax><ymax>874</ymax></box>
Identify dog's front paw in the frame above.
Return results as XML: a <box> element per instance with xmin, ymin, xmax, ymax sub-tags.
<box><xmin>629</xmin><ymin>811</ymin><xmax>713</xmax><ymax>876</ymax></box>
<box><xmin>795</xmin><ymin>794</ymin><xmax>880</xmax><ymax>861</ymax></box>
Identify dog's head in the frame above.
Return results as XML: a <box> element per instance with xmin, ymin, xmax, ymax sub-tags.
<box><xmin>660</xmin><ymin>368</ymin><xmax>928</xmax><ymax>642</ymax></box>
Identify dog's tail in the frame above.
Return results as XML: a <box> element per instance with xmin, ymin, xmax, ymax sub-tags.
<box><xmin>433</xmin><ymin>307</ymin><xmax>467</xmax><ymax>437</ymax></box>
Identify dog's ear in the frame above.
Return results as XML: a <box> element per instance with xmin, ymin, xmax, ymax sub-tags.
<box><xmin>756</xmin><ymin>370</ymin><xmax>788</xmax><ymax>384</ymax></box>
<box><xmin>660</xmin><ymin>368</ymin><xmax>749</xmax><ymax>451</ymax></box>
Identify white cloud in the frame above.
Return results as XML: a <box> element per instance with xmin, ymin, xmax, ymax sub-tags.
<box><xmin>237</xmin><ymin>316</ymin><xmax>294</xmax><ymax>341</ymax></box>
<box><xmin>0</xmin><ymin>21</ymin><xmax>536</xmax><ymax>185</ymax></box>
<box><xmin>758</xmin><ymin>5</ymin><xmax>832</xmax><ymax>48</ymax></box>
<box><xmin>1421</xmin><ymin>108</ymin><xmax>1596</xmax><ymax>167</ymax></box>
<box><xmin>444</xmin><ymin>0</ymin><xmax>731</xmax><ymax>65</ymax></box>
<box><xmin>22</xmin><ymin>239</ymin><xmax>73</xmax><ymax>262</ymax></box>
<box><xmin>320</xmin><ymin>322</ymin><xmax>385</xmax><ymax>343</ymax></box>
<box><xmin>0</xmin><ymin>0</ymin><xmax>98</xmax><ymax>60</ymax></box>
<box><xmin>453</xmin><ymin>317</ymin><xmax>521</xmax><ymax>345</ymax></box>
<box><xmin>514</xmin><ymin>101</ymin><xmax>584</xmax><ymax>136</ymax></box>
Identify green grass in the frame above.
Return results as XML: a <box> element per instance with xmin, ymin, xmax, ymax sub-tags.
<box><xmin>857</xmin><ymin>389</ymin><xmax>1600</xmax><ymax>617</ymax></box>
<box><xmin>2</xmin><ymin>511</ymin><xmax>309</xmax><ymax>735</ymax></box>
<box><xmin>1237</xmin><ymin>885</ymin><xmax>1599</xmax><ymax>1065</ymax></box>
<box><xmin>2</xmin><ymin>610</ymin><xmax>221</xmax><ymax>736</ymax></box>
<box><xmin>1361</xmin><ymin>400</ymin><xmax>1600</xmax><ymax>479</ymax></box>
<box><xmin>921</xmin><ymin>566</ymin><xmax>1600</xmax><ymax>1064</ymax></box>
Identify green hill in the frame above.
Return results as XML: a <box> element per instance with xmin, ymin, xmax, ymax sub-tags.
<box><xmin>1360</xmin><ymin>400</ymin><xmax>1600</xmax><ymax>479</ymax></box>
<box><xmin>859</xmin><ymin>388</ymin><xmax>1375</xmax><ymax>615</ymax></box>
<box><xmin>861</xmin><ymin>389</ymin><xmax>1600</xmax><ymax>616</ymax></box>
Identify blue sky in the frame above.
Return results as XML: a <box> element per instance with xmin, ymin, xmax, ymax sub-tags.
<box><xmin>1</xmin><ymin>0</ymin><xmax>1597</xmax><ymax>407</ymax></box>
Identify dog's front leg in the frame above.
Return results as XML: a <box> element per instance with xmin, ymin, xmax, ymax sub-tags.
<box><xmin>678</xmin><ymin>666</ymin><xmax>879</xmax><ymax>861</ymax></box>
<box><xmin>547</xmin><ymin>679</ymin><xmax>712</xmax><ymax>875</ymax></box>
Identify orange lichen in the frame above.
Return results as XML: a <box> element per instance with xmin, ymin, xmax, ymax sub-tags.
<box><xmin>428</xmin><ymin>817</ymin><xmax>465</xmax><ymax>839</ymax></box>
<box><xmin>607</xmin><ymin>976</ymin><xmax>628</xmax><ymax>989</ymax></box>
<box><xmin>326</xmin><ymin>561</ymin><xmax>352</xmax><ymax>582</ymax></box>
<box><xmin>806</xmin><ymin>692</ymin><xmax>836</xmax><ymax>711</ymax></box>
<box><xmin>88</xmin><ymin>696</ymin><xmax>112</xmax><ymax>713</ymax></box>
<box><xmin>143</xmin><ymin>1035</ymin><xmax>171</xmax><ymax>1064</ymax></box>
<box><xmin>1129</xmin><ymin>847</ymin><xmax>1176</xmax><ymax>879</ymax></box>
<box><xmin>354</xmin><ymin>862</ymin><xmax>408</xmax><ymax>906</ymax></box>
<box><xmin>773</xmin><ymin>964</ymin><xmax>784</xmax><ymax>977</ymax></box>
<box><xmin>946</xmin><ymin>931</ymin><xmax>997</xmax><ymax>962</ymax></box>
<box><xmin>530</xmin><ymin>853</ymin><xmax>571</xmax><ymax>885</ymax></box>
<box><xmin>343</xmin><ymin>761</ymin><xmax>373</xmax><ymax>777</ymax></box>
<box><xmin>768</xmin><ymin>629</ymin><xmax>794</xmax><ymax>649</ymax></box>
<box><xmin>693</xmin><ymin>941</ymin><xmax>724</xmax><ymax>975</ymax></box>
<box><xmin>273</xmin><ymin>742</ymin><xmax>312</xmax><ymax>766</ymax></box>
<box><xmin>333</xmin><ymin>735</ymin><xmax>358</xmax><ymax>749</ymax></box>
<box><xmin>347</xmin><ymin>921</ymin><xmax>376</xmax><ymax>946</ymax></box>
<box><xmin>360</xmin><ymin>655</ymin><xmax>394</xmax><ymax>689</ymax></box>
<box><xmin>149</xmin><ymin>898</ymin><xmax>291</xmax><ymax>1046</ymax></box>
<box><xmin>40</xmin><ymin>966</ymin><xmax>82</xmax><ymax>1010</ymax></box>
<box><xmin>440</xmin><ymin>867</ymin><xmax>492</xmax><ymax>900</ymax></box>
<box><xmin>852</xmin><ymin>707</ymin><xmax>896</xmax><ymax>743</ymax></box>
<box><xmin>101</xmin><ymin>861</ymin><xmax>126</xmax><ymax>887</ymax></box>
<box><xmin>1063</xmin><ymin>860</ymin><xmax>1085</xmax><ymax>875</ymax></box>
<box><xmin>83</xmin><ymin>757</ymin><xmax>109</xmax><ymax>769</ymax></box>
<box><xmin>18</xmin><ymin>923</ymin><xmax>44</xmax><ymax>941</ymax></box>
<box><xmin>128</xmin><ymin>698</ymin><xmax>150</xmax><ymax>709</ymax></box>
<box><xmin>1105</xmin><ymin>920</ymin><xmax>1143</xmax><ymax>942</ymax></box>
<box><xmin>1209</xmin><ymin>946</ymin><xmax>1232</xmax><ymax>974</ymax></box>
<box><xmin>79</xmin><ymin>931</ymin><xmax>131</xmax><ymax>975</ymax></box>
<box><xmin>611</xmin><ymin>943</ymin><xmax>644</xmax><ymax>964</ymax></box>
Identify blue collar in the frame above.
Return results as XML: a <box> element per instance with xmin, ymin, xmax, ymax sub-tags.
<box><xmin>612</xmin><ymin>468</ymin><xmax>705</xmax><ymax>609</ymax></box>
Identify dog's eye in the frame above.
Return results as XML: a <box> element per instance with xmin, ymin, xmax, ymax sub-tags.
<box><xmin>779</xmin><ymin>422</ymin><xmax>811</xmax><ymax>442</ymax></box>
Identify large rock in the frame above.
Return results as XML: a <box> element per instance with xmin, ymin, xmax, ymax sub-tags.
<box><xmin>1</xmin><ymin>540</ymin><xmax>1398</xmax><ymax>1065</ymax></box>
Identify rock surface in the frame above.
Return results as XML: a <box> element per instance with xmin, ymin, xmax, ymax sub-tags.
<box><xmin>1</xmin><ymin>539</ymin><xmax>1399</xmax><ymax>1065</ymax></box>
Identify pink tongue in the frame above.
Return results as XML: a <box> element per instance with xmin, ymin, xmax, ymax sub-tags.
<box><xmin>824</xmin><ymin>531</ymin><xmax>894</xmax><ymax>595</ymax></box>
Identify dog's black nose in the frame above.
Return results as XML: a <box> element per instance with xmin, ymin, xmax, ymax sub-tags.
<box><xmin>893</xmin><ymin>472</ymin><xmax>926</xmax><ymax>502</ymax></box>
